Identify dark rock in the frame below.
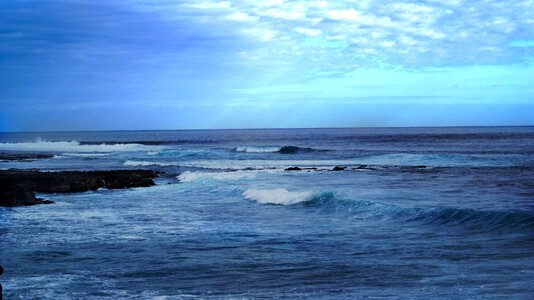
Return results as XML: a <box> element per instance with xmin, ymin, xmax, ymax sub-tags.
<box><xmin>38</xmin><ymin>200</ymin><xmax>55</xmax><ymax>204</ymax></box>
<box><xmin>332</xmin><ymin>166</ymin><xmax>346</xmax><ymax>171</ymax></box>
<box><xmin>0</xmin><ymin>169</ymin><xmax>158</xmax><ymax>207</ymax></box>
<box><xmin>354</xmin><ymin>165</ymin><xmax>375</xmax><ymax>170</ymax></box>
<box><xmin>0</xmin><ymin>184</ymin><xmax>39</xmax><ymax>207</ymax></box>
<box><xmin>285</xmin><ymin>167</ymin><xmax>302</xmax><ymax>171</ymax></box>
<box><xmin>0</xmin><ymin>152</ymin><xmax>54</xmax><ymax>162</ymax></box>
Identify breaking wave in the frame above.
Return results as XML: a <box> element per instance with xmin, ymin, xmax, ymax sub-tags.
<box><xmin>0</xmin><ymin>140</ymin><xmax>163</xmax><ymax>153</ymax></box>
<box><xmin>60</xmin><ymin>153</ymin><xmax>109</xmax><ymax>157</ymax></box>
<box><xmin>243</xmin><ymin>188</ymin><xmax>316</xmax><ymax>205</ymax></box>
<box><xmin>243</xmin><ymin>189</ymin><xmax>534</xmax><ymax>230</ymax></box>
<box><xmin>124</xmin><ymin>160</ymin><xmax>179</xmax><ymax>167</ymax></box>
<box><xmin>233</xmin><ymin>145</ymin><xmax>325</xmax><ymax>154</ymax></box>
<box><xmin>178</xmin><ymin>170</ymin><xmax>259</xmax><ymax>183</ymax></box>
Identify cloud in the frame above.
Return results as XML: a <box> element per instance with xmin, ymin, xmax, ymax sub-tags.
<box><xmin>295</xmin><ymin>27</ymin><xmax>321</xmax><ymax>37</ymax></box>
<box><xmin>226</xmin><ymin>11</ymin><xmax>259</xmax><ymax>22</ymax></box>
<box><xmin>172</xmin><ymin>0</ymin><xmax>533</xmax><ymax>70</ymax></box>
<box><xmin>189</xmin><ymin>1</ymin><xmax>232</xmax><ymax>9</ymax></box>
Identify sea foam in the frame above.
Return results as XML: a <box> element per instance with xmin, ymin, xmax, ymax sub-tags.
<box><xmin>178</xmin><ymin>170</ymin><xmax>258</xmax><ymax>182</ymax></box>
<box><xmin>243</xmin><ymin>189</ymin><xmax>534</xmax><ymax>230</ymax></box>
<box><xmin>0</xmin><ymin>140</ymin><xmax>162</xmax><ymax>153</ymax></box>
<box><xmin>233</xmin><ymin>145</ymin><xmax>323</xmax><ymax>154</ymax></box>
<box><xmin>124</xmin><ymin>160</ymin><xmax>179</xmax><ymax>167</ymax></box>
<box><xmin>243</xmin><ymin>188</ymin><xmax>316</xmax><ymax>205</ymax></box>
<box><xmin>234</xmin><ymin>146</ymin><xmax>282</xmax><ymax>153</ymax></box>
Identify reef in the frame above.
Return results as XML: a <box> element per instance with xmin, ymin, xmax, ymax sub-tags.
<box><xmin>0</xmin><ymin>169</ymin><xmax>158</xmax><ymax>207</ymax></box>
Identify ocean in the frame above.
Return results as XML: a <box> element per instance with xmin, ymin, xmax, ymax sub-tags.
<box><xmin>1</xmin><ymin>127</ymin><xmax>533</xmax><ymax>299</ymax></box>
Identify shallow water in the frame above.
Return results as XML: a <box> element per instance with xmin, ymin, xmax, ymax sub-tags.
<box><xmin>1</xmin><ymin>127</ymin><xmax>533</xmax><ymax>299</ymax></box>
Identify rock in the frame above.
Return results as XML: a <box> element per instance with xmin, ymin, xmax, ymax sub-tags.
<box><xmin>332</xmin><ymin>166</ymin><xmax>346</xmax><ymax>171</ymax></box>
<box><xmin>285</xmin><ymin>167</ymin><xmax>302</xmax><ymax>171</ymax></box>
<box><xmin>0</xmin><ymin>152</ymin><xmax>54</xmax><ymax>162</ymax></box>
<box><xmin>0</xmin><ymin>184</ymin><xmax>39</xmax><ymax>207</ymax></box>
<box><xmin>354</xmin><ymin>165</ymin><xmax>375</xmax><ymax>170</ymax></box>
<box><xmin>0</xmin><ymin>169</ymin><xmax>158</xmax><ymax>207</ymax></box>
<box><xmin>38</xmin><ymin>200</ymin><xmax>55</xmax><ymax>204</ymax></box>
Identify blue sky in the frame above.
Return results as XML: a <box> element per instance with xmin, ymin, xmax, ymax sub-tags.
<box><xmin>1</xmin><ymin>0</ymin><xmax>533</xmax><ymax>131</ymax></box>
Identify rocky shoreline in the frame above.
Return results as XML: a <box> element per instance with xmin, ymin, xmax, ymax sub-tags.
<box><xmin>0</xmin><ymin>152</ymin><xmax>54</xmax><ymax>162</ymax></box>
<box><xmin>0</xmin><ymin>169</ymin><xmax>159</xmax><ymax>207</ymax></box>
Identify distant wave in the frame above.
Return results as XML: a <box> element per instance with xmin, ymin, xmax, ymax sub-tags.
<box><xmin>61</xmin><ymin>153</ymin><xmax>109</xmax><ymax>157</ymax></box>
<box><xmin>244</xmin><ymin>189</ymin><xmax>534</xmax><ymax>230</ymax></box>
<box><xmin>0</xmin><ymin>140</ymin><xmax>163</xmax><ymax>153</ymax></box>
<box><xmin>79</xmin><ymin>140</ymin><xmax>218</xmax><ymax>145</ymax></box>
<box><xmin>332</xmin><ymin>132</ymin><xmax>534</xmax><ymax>143</ymax></box>
<box><xmin>124</xmin><ymin>160</ymin><xmax>179</xmax><ymax>167</ymax></box>
<box><xmin>178</xmin><ymin>170</ymin><xmax>260</xmax><ymax>183</ymax></box>
<box><xmin>52</xmin><ymin>153</ymin><xmax>109</xmax><ymax>160</ymax></box>
<box><xmin>176</xmin><ymin>159</ymin><xmax>351</xmax><ymax>170</ymax></box>
<box><xmin>233</xmin><ymin>145</ymin><xmax>326</xmax><ymax>154</ymax></box>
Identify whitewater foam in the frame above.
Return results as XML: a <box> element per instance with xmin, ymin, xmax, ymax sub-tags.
<box><xmin>124</xmin><ymin>160</ymin><xmax>179</xmax><ymax>167</ymax></box>
<box><xmin>0</xmin><ymin>140</ymin><xmax>163</xmax><ymax>153</ymax></box>
<box><xmin>242</xmin><ymin>190</ymin><xmax>534</xmax><ymax>230</ymax></box>
<box><xmin>177</xmin><ymin>159</ymin><xmax>354</xmax><ymax>170</ymax></box>
<box><xmin>62</xmin><ymin>153</ymin><xmax>109</xmax><ymax>157</ymax></box>
<box><xmin>234</xmin><ymin>146</ymin><xmax>282</xmax><ymax>153</ymax></box>
<box><xmin>178</xmin><ymin>170</ymin><xmax>259</xmax><ymax>182</ymax></box>
<box><xmin>243</xmin><ymin>188</ymin><xmax>316</xmax><ymax>205</ymax></box>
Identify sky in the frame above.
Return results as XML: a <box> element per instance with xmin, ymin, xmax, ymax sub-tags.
<box><xmin>0</xmin><ymin>0</ymin><xmax>533</xmax><ymax>131</ymax></box>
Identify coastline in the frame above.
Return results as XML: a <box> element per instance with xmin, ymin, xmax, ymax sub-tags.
<box><xmin>0</xmin><ymin>169</ymin><xmax>159</xmax><ymax>207</ymax></box>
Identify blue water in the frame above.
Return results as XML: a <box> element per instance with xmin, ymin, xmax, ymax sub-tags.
<box><xmin>1</xmin><ymin>127</ymin><xmax>533</xmax><ymax>299</ymax></box>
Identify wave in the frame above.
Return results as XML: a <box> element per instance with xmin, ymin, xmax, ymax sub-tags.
<box><xmin>178</xmin><ymin>170</ymin><xmax>260</xmax><ymax>183</ymax></box>
<box><xmin>243</xmin><ymin>189</ymin><xmax>534</xmax><ymax>230</ymax></box>
<box><xmin>52</xmin><ymin>153</ymin><xmax>109</xmax><ymax>160</ymax></box>
<box><xmin>0</xmin><ymin>140</ymin><xmax>163</xmax><ymax>153</ymax></box>
<box><xmin>123</xmin><ymin>160</ymin><xmax>179</xmax><ymax>167</ymax></box>
<box><xmin>243</xmin><ymin>188</ymin><xmax>316</xmax><ymax>205</ymax></box>
<box><xmin>234</xmin><ymin>146</ymin><xmax>281</xmax><ymax>153</ymax></box>
<box><xmin>62</xmin><ymin>153</ymin><xmax>109</xmax><ymax>157</ymax></box>
<box><xmin>331</xmin><ymin>132</ymin><xmax>534</xmax><ymax>143</ymax></box>
<box><xmin>79</xmin><ymin>139</ymin><xmax>219</xmax><ymax>145</ymax></box>
<box><xmin>233</xmin><ymin>145</ymin><xmax>325</xmax><ymax>154</ymax></box>
<box><xmin>176</xmin><ymin>159</ymin><xmax>352</xmax><ymax>171</ymax></box>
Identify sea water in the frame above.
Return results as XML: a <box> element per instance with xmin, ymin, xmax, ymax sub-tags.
<box><xmin>0</xmin><ymin>127</ymin><xmax>533</xmax><ymax>299</ymax></box>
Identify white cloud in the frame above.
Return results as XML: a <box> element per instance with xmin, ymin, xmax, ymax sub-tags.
<box><xmin>226</xmin><ymin>11</ymin><xmax>259</xmax><ymax>22</ymax></box>
<box><xmin>189</xmin><ymin>1</ymin><xmax>232</xmax><ymax>9</ymax></box>
<box><xmin>259</xmin><ymin>9</ymin><xmax>305</xmax><ymax>20</ymax></box>
<box><xmin>295</xmin><ymin>27</ymin><xmax>321</xmax><ymax>37</ymax></box>
<box><xmin>327</xmin><ymin>9</ymin><xmax>394</xmax><ymax>27</ymax></box>
<box><xmin>137</xmin><ymin>0</ymin><xmax>534</xmax><ymax>69</ymax></box>
<box><xmin>242</xmin><ymin>27</ymin><xmax>277</xmax><ymax>41</ymax></box>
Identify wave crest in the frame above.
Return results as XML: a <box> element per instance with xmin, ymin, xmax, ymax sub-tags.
<box><xmin>243</xmin><ymin>188</ymin><xmax>316</xmax><ymax>205</ymax></box>
<box><xmin>233</xmin><ymin>145</ymin><xmax>324</xmax><ymax>154</ymax></box>
<box><xmin>179</xmin><ymin>171</ymin><xmax>258</xmax><ymax>183</ymax></box>
<box><xmin>0</xmin><ymin>140</ymin><xmax>162</xmax><ymax>153</ymax></box>
<box><xmin>244</xmin><ymin>189</ymin><xmax>534</xmax><ymax>230</ymax></box>
<box><xmin>124</xmin><ymin>160</ymin><xmax>179</xmax><ymax>167</ymax></box>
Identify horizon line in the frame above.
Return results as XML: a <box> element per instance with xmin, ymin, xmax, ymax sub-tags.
<box><xmin>1</xmin><ymin>124</ymin><xmax>533</xmax><ymax>134</ymax></box>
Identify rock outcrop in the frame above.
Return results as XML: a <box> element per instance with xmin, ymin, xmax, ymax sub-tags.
<box><xmin>0</xmin><ymin>169</ymin><xmax>158</xmax><ymax>207</ymax></box>
<box><xmin>332</xmin><ymin>166</ymin><xmax>346</xmax><ymax>171</ymax></box>
<box><xmin>285</xmin><ymin>167</ymin><xmax>302</xmax><ymax>171</ymax></box>
<box><xmin>0</xmin><ymin>152</ymin><xmax>54</xmax><ymax>162</ymax></box>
